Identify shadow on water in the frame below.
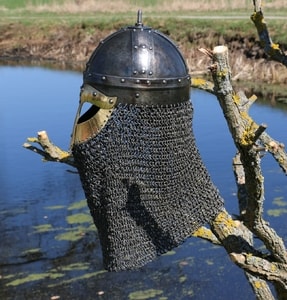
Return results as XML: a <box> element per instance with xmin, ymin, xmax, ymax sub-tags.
<box><xmin>0</xmin><ymin>66</ymin><xmax>286</xmax><ymax>299</ymax></box>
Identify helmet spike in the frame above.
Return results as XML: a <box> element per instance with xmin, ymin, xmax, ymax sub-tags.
<box><xmin>72</xmin><ymin>13</ymin><xmax>224</xmax><ymax>272</ymax></box>
<box><xmin>135</xmin><ymin>9</ymin><xmax>143</xmax><ymax>26</ymax></box>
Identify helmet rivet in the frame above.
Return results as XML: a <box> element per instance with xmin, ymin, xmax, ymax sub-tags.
<box><xmin>92</xmin><ymin>92</ymin><xmax>97</xmax><ymax>96</ymax></box>
<box><xmin>109</xmin><ymin>98</ymin><xmax>114</xmax><ymax>104</ymax></box>
<box><xmin>83</xmin><ymin>12</ymin><xmax>190</xmax><ymax>105</ymax></box>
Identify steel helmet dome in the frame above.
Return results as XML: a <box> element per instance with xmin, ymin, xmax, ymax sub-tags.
<box><xmin>83</xmin><ymin>10</ymin><xmax>191</xmax><ymax>105</ymax></box>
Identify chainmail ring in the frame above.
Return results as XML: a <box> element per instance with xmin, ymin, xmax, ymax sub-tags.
<box><xmin>72</xmin><ymin>100</ymin><xmax>224</xmax><ymax>271</ymax></box>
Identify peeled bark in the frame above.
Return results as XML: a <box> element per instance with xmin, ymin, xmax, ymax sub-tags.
<box><xmin>23</xmin><ymin>130</ymin><xmax>75</xmax><ymax>167</ymax></box>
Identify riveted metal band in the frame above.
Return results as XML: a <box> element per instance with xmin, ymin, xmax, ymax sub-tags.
<box><xmin>89</xmin><ymin>83</ymin><xmax>191</xmax><ymax>105</ymax></box>
<box><xmin>80</xmin><ymin>84</ymin><xmax>117</xmax><ymax>109</ymax></box>
<box><xmin>84</xmin><ymin>74</ymin><xmax>191</xmax><ymax>105</ymax></box>
<box><xmin>85</xmin><ymin>73</ymin><xmax>191</xmax><ymax>89</ymax></box>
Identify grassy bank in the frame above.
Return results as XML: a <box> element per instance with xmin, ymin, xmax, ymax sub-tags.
<box><xmin>1</xmin><ymin>0</ymin><xmax>286</xmax><ymax>13</ymax></box>
<box><xmin>0</xmin><ymin>0</ymin><xmax>287</xmax><ymax>87</ymax></box>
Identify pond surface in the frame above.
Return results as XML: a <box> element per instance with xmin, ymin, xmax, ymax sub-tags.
<box><xmin>0</xmin><ymin>66</ymin><xmax>286</xmax><ymax>300</ymax></box>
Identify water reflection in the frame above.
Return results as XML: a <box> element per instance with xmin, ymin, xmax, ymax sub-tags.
<box><xmin>0</xmin><ymin>67</ymin><xmax>286</xmax><ymax>299</ymax></box>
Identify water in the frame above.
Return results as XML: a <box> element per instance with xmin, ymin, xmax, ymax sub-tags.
<box><xmin>0</xmin><ymin>66</ymin><xmax>286</xmax><ymax>299</ymax></box>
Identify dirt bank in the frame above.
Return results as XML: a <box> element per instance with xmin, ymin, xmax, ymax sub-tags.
<box><xmin>1</xmin><ymin>22</ymin><xmax>287</xmax><ymax>86</ymax></box>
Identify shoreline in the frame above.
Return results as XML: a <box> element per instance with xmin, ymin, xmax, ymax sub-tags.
<box><xmin>1</xmin><ymin>22</ymin><xmax>287</xmax><ymax>102</ymax></box>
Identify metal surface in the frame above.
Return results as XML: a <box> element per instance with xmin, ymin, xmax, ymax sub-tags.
<box><xmin>72</xmin><ymin>101</ymin><xmax>224</xmax><ymax>271</ymax></box>
<box><xmin>70</xmin><ymin>85</ymin><xmax>117</xmax><ymax>145</ymax></box>
<box><xmin>71</xmin><ymin>12</ymin><xmax>224</xmax><ymax>271</ymax></box>
<box><xmin>83</xmin><ymin>10</ymin><xmax>190</xmax><ymax>105</ymax></box>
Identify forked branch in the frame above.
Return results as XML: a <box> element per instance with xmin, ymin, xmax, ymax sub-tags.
<box><xmin>23</xmin><ymin>130</ymin><xmax>75</xmax><ymax>167</ymax></box>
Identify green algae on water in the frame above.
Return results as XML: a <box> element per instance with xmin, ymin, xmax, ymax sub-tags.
<box><xmin>60</xmin><ymin>262</ymin><xmax>90</xmax><ymax>271</ymax></box>
<box><xmin>45</xmin><ymin>205</ymin><xmax>66</xmax><ymax>210</ymax></box>
<box><xmin>267</xmin><ymin>197</ymin><xmax>287</xmax><ymax>216</ymax></box>
<box><xmin>68</xmin><ymin>199</ymin><xmax>87</xmax><ymax>210</ymax></box>
<box><xmin>272</xmin><ymin>196</ymin><xmax>287</xmax><ymax>207</ymax></box>
<box><xmin>33</xmin><ymin>223</ymin><xmax>54</xmax><ymax>233</ymax></box>
<box><xmin>128</xmin><ymin>289</ymin><xmax>164</xmax><ymax>300</ymax></box>
<box><xmin>179</xmin><ymin>275</ymin><xmax>187</xmax><ymax>283</ymax></box>
<box><xmin>54</xmin><ymin>224</ymin><xmax>96</xmax><ymax>241</ymax></box>
<box><xmin>3</xmin><ymin>274</ymin><xmax>21</xmax><ymax>280</ymax></box>
<box><xmin>6</xmin><ymin>272</ymin><xmax>65</xmax><ymax>286</ymax></box>
<box><xmin>267</xmin><ymin>208</ymin><xmax>287</xmax><ymax>217</ymax></box>
<box><xmin>162</xmin><ymin>250</ymin><xmax>176</xmax><ymax>256</ymax></box>
<box><xmin>66</xmin><ymin>213</ymin><xmax>92</xmax><ymax>224</ymax></box>
<box><xmin>55</xmin><ymin>229</ymin><xmax>84</xmax><ymax>242</ymax></box>
<box><xmin>21</xmin><ymin>248</ymin><xmax>41</xmax><ymax>255</ymax></box>
<box><xmin>48</xmin><ymin>270</ymin><xmax>107</xmax><ymax>288</ymax></box>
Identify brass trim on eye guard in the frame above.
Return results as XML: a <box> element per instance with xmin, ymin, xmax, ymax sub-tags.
<box><xmin>70</xmin><ymin>85</ymin><xmax>117</xmax><ymax>147</ymax></box>
<box><xmin>80</xmin><ymin>84</ymin><xmax>117</xmax><ymax>109</ymax></box>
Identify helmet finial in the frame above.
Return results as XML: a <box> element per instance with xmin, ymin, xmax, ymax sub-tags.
<box><xmin>83</xmin><ymin>11</ymin><xmax>190</xmax><ymax>105</ymax></box>
<box><xmin>135</xmin><ymin>9</ymin><xmax>143</xmax><ymax>26</ymax></box>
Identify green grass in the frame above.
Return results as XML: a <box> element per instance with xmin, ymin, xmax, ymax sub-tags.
<box><xmin>0</xmin><ymin>0</ymin><xmax>65</xmax><ymax>9</ymax></box>
<box><xmin>1</xmin><ymin>0</ymin><xmax>286</xmax><ymax>14</ymax></box>
<box><xmin>1</xmin><ymin>0</ymin><xmax>287</xmax><ymax>46</ymax></box>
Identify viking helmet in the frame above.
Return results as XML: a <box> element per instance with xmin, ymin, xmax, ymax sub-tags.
<box><xmin>83</xmin><ymin>10</ymin><xmax>190</xmax><ymax>106</ymax></box>
<box><xmin>71</xmin><ymin>11</ymin><xmax>224</xmax><ymax>272</ymax></box>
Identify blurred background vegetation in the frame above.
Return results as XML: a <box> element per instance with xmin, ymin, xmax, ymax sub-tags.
<box><xmin>0</xmin><ymin>0</ymin><xmax>286</xmax><ymax>14</ymax></box>
<box><xmin>0</xmin><ymin>0</ymin><xmax>287</xmax><ymax>86</ymax></box>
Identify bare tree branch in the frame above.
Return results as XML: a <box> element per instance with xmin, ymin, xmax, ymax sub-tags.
<box><xmin>231</xmin><ymin>253</ymin><xmax>287</xmax><ymax>288</ymax></box>
<box><xmin>211</xmin><ymin>44</ymin><xmax>287</xmax><ymax>263</ymax></box>
<box><xmin>251</xmin><ymin>0</ymin><xmax>287</xmax><ymax>67</ymax></box>
<box><xmin>23</xmin><ymin>130</ymin><xmax>75</xmax><ymax>167</ymax></box>
<box><xmin>208</xmin><ymin>44</ymin><xmax>287</xmax><ymax>299</ymax></box>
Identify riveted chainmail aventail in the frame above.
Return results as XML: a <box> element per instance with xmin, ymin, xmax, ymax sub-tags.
<box><xmin>72</xmin><ymin>100</ymin><xmax>224</xmax><ymax>271</ymax></box>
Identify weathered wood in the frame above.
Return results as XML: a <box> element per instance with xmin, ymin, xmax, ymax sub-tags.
<box><xmin>23</xmin><ymin>130</ymin><xmax>75</xmax><ymax>167</ymax></box>
<box><xmin>210</xmin><ymin>210</ymin><xmax>275</xmax><ymax>299</ymax></box>
<box><xmin>192</xmin><ymin>226</ymin><xmax>220</xmax><ymax>245</ymax></box>
<box><xmin>209</xmin><ymin>44</ymin><xmax>287</xmax><ymax>299</ymax></box>
<box><xmin>191</xmin><ymin>78</ymin><xmax>287</xmax><ymax>175</ymax></box>
<box><xmin>251</xmin><ymin>0</ymin><xmax>287</xmax><ymax>67</ymax></box>
<box><xmin>231</xmin><ymin>253</ymin><xmax>287</xmax><ymax>285</ymax></box>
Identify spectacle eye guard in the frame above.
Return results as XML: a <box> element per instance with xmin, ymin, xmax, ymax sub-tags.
<box><xmin>70</xmin><ymin>84</ymin><xmax>117</xmax><ymax>147</ymax></box>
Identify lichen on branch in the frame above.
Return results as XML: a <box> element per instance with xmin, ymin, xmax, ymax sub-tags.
<box><xmin>251</xmin><ymin>1</ymin><xmax>287</xmax><ymax>67</ymax></box>
<box><xmin>23</xmin><ymin>130</ymin><xmax>75</xmax><ymax>167</ymax></box>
